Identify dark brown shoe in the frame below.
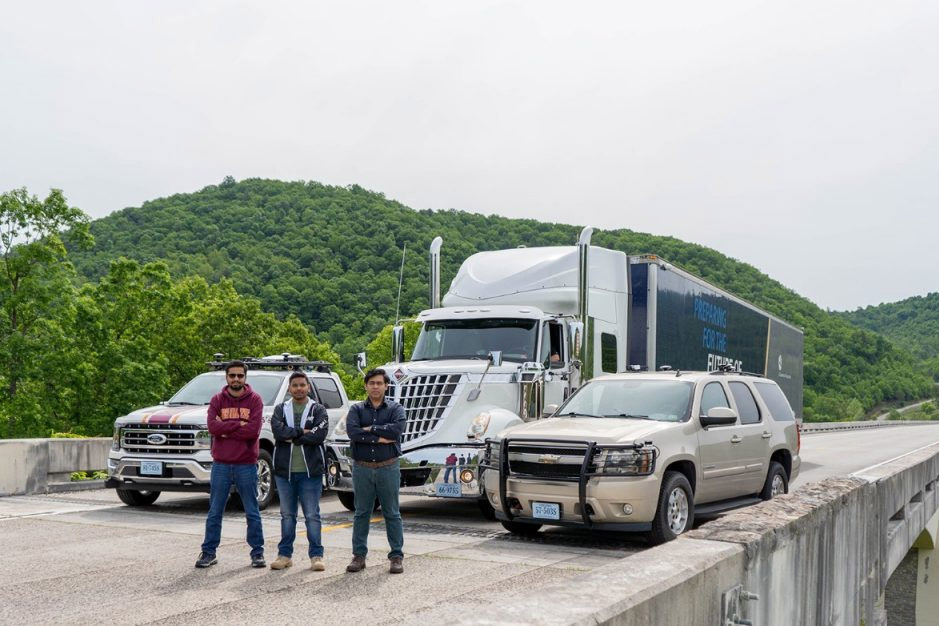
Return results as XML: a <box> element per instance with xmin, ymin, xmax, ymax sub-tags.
<box><xmin>389</xmin><ymin>557</ymin><xmax>403</xmax><ymax>574</ymax></box>
<box><xmin>346</xmin><ymin>555</ymin><xmax>366</xmax><ymax>573</ymax></box>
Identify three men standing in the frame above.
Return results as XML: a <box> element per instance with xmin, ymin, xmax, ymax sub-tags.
<box><xmin>196</xmin><ymin>360</ymin><xmax>266</xmax><ymax>568</ymax></box>
<box><xmin>270</xmin><ymin>372</ymin><xmax>330</xmax><ymax>571</ymax></box>
<box><xmin>345</xmin><ymin>368</ymin><xmax>407</xmax><ymax>574</ymax></box>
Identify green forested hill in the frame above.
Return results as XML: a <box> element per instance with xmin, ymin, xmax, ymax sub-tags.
<box><xmin>66</xmin><ymin>177</ymin><xmax>934</xmax><ymax>421</ymax></box>
<box><xmin>839</xmin><ymin>293</ymin><xmax>939</xmax><ymax>378</ymax></box>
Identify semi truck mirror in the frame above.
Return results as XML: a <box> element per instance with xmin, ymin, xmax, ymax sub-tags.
<box><xmin>488</xmin><ymin>351</ymin><xmax>503</xmax><ymax>367</ymax></box>
<box><xmin>355</xmin><ymin>352</ymin><xmax>367</xmax><ymax>373</ymax></box>
<box><xmin>391</xmin><ymin>325</ymin><xmax>405</xmax><ymax>363</ymax></box>
<box><xmin>569</xmin><ymin>322</ymin><xmax>584</xmax><ymax>356</ymax></box>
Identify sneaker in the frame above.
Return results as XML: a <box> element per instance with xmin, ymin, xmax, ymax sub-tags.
<box><xmin>310</xmin><ymin>556</ymin><xmax>325</xmax><ymax>571</ymax></box>
<box><xmin>251</xmin><ymin>554</ymin><xmax>266</xmax><ymax>568</ymax></box>
<box><xmin>389</xmin><ymin>557</ymin><xmax>404</xmax><ymax>574</ymax></box>
<box><xmin>195</xmin><ymin>552</ymin><xmax>217</xmax><ymax>568</ymax></box>
<box><xmin>346</xmin><ymin>555</ymin><xmax>366</xmax><ymax>573</ymax></box>
<box><xmin>270</xmin><ymin>555</ymin><xmax>292</xmax><ymax>570</ymax></box>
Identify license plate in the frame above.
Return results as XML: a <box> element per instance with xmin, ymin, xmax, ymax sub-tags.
<box><xmin>532</xmin><ymin>501</ymin><xmax>560</xmax><ymax>520</ymax></box>
<box><xmin>436</xmin><ymin>483</ymin><xmax>462</xmax><ymax>498</ymax></box>
<box><xmin>140</xmin><ymin>461</ymin><xmax>163</xmax><ymax>476</ymax></box>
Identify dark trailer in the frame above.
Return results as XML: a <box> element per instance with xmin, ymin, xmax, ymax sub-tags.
<box><xmin>626</xmin><ymin>255</ymin><xmax>804</xmax><ymax>417</ymax></box>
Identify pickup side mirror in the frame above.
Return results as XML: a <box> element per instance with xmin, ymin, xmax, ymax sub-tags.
<box><xmin>700</xmin><ymin>406</ymin><xmax>738</xmax><ymax>428</ymax></box>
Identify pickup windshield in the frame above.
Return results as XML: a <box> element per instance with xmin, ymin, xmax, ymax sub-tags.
<box><xmin>557</xmin><ymin>379</ymin><xmax>694</xmax><ymax>423</ymax></box>
<box><xmin>168</xmin><ymin>373</ymin><xmax>284</xmax><ymax>406</ymax></box>
<box><xmin>411</xmin><ymin>318</ymin><xmax>538</xmax><ymax>363</ymax></box>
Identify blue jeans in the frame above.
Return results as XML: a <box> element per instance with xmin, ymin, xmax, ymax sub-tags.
<box><xmin>444</xmin><ymin>465</ymin><xmax>456</xmax><ymax>483</ymax></box>
<box><xmin>201</xmin><ymin>462</ymin><xmax>264</xmax><ymax>558</ymax></box>
<box><xmin>351</xmin><ymin>460</ymin><xmax>404</xmax><ymax>559</ymax></box>
<box><xmin>274</xmin><ymin>472</ymin><xmax>323</xmax><ymax>558</ymax></box>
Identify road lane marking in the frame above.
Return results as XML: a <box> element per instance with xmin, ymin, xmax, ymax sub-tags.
<box><xmin>853</xmin><ymin>440</ymin><xmax>939</xmax><ymax>476</ymax></box>
<box><xmin>297</xmin><ymin>516</ymin><xmax>383</xmax><ymax>536</ymax></box>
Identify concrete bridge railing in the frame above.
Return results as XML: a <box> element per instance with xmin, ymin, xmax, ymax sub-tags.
<box><xmin>0</xmin><ymin>438</ymin><xmax>111</xmax><ymax>496</ymax></box>
<box><xmin>415</xmin><ymin>441</ymin><xmax>939</xmax><ymax>626</ymax></box>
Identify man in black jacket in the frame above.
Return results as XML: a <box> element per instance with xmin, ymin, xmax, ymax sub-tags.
<box><xmin>345</xmin><ymin>368</ymin><xmax>407</xmax><ymax>574</ymax></box>
<box><xmin>270</xmin><ymin>372</ymin><xmax>329</xmax><ymax>571</ymax></box>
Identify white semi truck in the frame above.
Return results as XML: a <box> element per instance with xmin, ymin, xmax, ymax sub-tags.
<box><xmin>326</xmin><ymin>229</ymin><xmax>803</xmax><ymax>516</ymax></box>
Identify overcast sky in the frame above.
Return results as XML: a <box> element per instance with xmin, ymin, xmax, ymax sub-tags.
<box><xmin>2</xmin><ymin>1</ymin><xmax>937</xmax><ymax>311</ymax></box>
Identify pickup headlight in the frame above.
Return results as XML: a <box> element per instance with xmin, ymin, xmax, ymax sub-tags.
<box><xmin>112</xmin><ymin>426</ymin><xmax>121</xmax><ymax>451</ymax></box>
<box><xmin>194</xmin><ymin>429</ymin><xmax>211</xmax><ymax>449</ymax></box>
<box><xmin>333</xmin><ymin>415</ymin><xmax>348</xmax><ymax>438</ymax></box>
<box><xmin>467</xmin><ymin>411</ymin><xmax>492</xmax><ymax>440</ymax></box>
<box><xmin>597</xmin><ymin>447</ymin><xmax>656</xmax><ymax>476</ymax></box>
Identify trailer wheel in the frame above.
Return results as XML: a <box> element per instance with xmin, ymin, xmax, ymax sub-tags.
<box><xmin>500</xmin><ymin>520</ymin><xmax>542</xmax><ymax>535</ymax></box>
<box><xmin>336</xmin><ymin>490</ymin><xmax>380</xmax><ymax>512</ymax></box>
<box><xmin>116</xmin><ymin>489</ymin><xmax>160</xmax><ymax>506</ymax></box>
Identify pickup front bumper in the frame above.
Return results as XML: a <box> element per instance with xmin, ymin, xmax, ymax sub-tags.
<box><xmin>327</xmin><ymin>441</ymin><xmax>486</xmax><ymax>499</ymax></box>
<box><xmin>106</xmin><ymin>455</ymin><xmax>212</xmax><ymax>492</ymax></box>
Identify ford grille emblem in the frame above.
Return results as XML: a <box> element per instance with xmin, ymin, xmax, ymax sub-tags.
<box><xmin>147</xmin><ymin>433</ymin><xmax>168</xmax><ymax>445</ymax></box>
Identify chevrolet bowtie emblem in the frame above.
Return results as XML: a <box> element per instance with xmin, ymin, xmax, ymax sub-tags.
<box><xmin>539</xmin><ymin>454</ymin><xmax>561</xmax><ymax>464</ymax></box>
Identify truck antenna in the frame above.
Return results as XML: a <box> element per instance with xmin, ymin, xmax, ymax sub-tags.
<box><xmin>395</xmin><ymin>243</ymin><xmax>407</xmax><ymax>324</ymax></box>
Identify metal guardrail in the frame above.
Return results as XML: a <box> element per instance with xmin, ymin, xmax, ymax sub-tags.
<box><xmin>800</xmin><ymin>419</ymin><xmax>939</xmax><ymax>434</ymax></box>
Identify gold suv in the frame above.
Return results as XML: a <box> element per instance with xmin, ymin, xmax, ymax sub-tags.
<box><xmin>481</xmin><ymin>370</ymin><xmax>800</xmax><ymax>543</ymax></box>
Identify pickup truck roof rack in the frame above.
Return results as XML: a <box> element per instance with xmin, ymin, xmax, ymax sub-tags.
<box><xmin>207</xmin><ymin>354</ymin><xmax>333</xmax><ymax>373</ymax></box>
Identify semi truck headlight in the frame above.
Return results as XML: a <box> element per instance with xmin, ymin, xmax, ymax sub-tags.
<box><xmin>334</xmin><ymin>415</ymin><xmax>348</xmax><ymax>437</ymax></box>
<box><xmin>467</xmin><ymin>411</ymin><xmax>491</xmax><ymax>440</ymax></box>
<box><xmin>112</xmin><ymin>426</ymin><xmax>121</xmax><ymax>451</ymax></box>
<box><xmin>597</xmin><ymin>447</ymin><xmax>656</xmax><ymax>476</ymax></box>
<box><xmin>194</xmin><ymin>429</ymin><xmax>211</xmax><ymax>449</ymax></box>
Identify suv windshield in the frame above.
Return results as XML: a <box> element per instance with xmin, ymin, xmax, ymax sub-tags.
<box><xmin>557</xmin><ymin>379</ymin><xmax>694</xmax><ymax>422</ymax></box>
<box><xmin>411</xmin><ymin>318</ymin><xmax>538</xmax><ymax>363</ymax></box>
<box><xmin>168</xmin><ymin>373</ymin><xmax>284</xmax><ymax>406</ymax></box>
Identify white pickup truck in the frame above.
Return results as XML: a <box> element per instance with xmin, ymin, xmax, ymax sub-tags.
<box><xmin>106</xmin><ymin>355</ymin><xmax>351</xmax><ymax>509</ymax></box>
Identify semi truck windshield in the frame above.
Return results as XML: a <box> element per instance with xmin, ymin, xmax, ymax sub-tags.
<box><xmin>411</xmin><ymin>318</ymin><xmax>538</xmax><ymax>363</ymax></box>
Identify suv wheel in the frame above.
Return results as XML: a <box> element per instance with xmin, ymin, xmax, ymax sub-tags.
<box><xmin>116</xmin><ymin>489</ymin><xmax>160</xmax><ymax>506</ymax></box>
<box><xmin>500</xmin><ymin>520</ymin><xmax>542</xmax><ymax>535</ymax></box>
<box><xmin>336</xmin><ymin>490</ymin><xmax>380</xmax><ymax>512</ymax></box>
<box><xmin>256</xmin><ymin>450</ymin><xmax>275</xmax><ymax>510</ymax></box>
<box><xmin>760</xmin><ymin>461</ymin><xmax>788</xmax><ymax>501</ymax></box>
<box><xmin>649</xmin><ymin>471</ymin><xmax>694</xmax><ymax>544</ymax></box>
<box><xmin>477</xmin><ymin>495</ymin><xmax>497</xmax><ymax>520</ymax></box>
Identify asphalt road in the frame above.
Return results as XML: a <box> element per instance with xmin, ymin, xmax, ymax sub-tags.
<box><xmin>2</xmin><ymin>423</ymin><xmax>939</xmax><ymax>625</ymax></box>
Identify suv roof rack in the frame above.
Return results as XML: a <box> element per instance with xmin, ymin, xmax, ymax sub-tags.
<box><xmin>207</xmin><ymin>353</ymin><xmax>333</xmax><ymax>373</ymax></box>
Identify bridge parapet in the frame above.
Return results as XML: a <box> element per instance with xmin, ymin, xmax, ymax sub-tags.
<box><xmin>0</xmin><ymin>438</ymin><xmax>110</xmax><ymax>496</ymax></box>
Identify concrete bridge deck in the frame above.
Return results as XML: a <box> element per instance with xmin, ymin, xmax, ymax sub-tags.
<box><xmin>2</xmin><ymin>424</ymin><xmax>939</xmax><ymax>625</ymax></box>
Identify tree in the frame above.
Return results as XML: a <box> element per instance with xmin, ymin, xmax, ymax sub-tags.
<box><xmin>0</xmin><ymin>188</ymin><xmax>91</xmax><ymax>437</ymax></box>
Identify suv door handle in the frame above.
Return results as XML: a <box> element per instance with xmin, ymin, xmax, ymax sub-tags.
<box><xmin>730</xmin><ymin>435</ymin><xmax>742</xmax><ymax>443</ymax></box>
<box><xmin>762</xmin><ymin>432</ymin><xmax>772</xmax><ymax>439</ymax></box>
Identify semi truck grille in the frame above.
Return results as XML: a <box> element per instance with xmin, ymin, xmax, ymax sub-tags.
<box><xmin>389</xmin><ymin>374</ymin><xmax>465</xmax><ymax>444</ymax></box>
<box><xmin>121</xmin><ymin>424</ymin><xmax>200</xmax><ymax>453</ymax></box>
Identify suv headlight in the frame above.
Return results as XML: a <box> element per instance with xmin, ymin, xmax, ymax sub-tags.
<box><xmin>194</xmin><ymin>429</ymin><xmax>211</xmax><ymax>449</ymax></box>
<box><xmin>597</xmin><ymin>447</ymin><xmax>656</xmax><ymax>476</ymax></box>
<box><xmin>467</xmin><ymin>411</ymin><xmax>491</xmax><ymax>440</ymax></box>
<box><xmin>333</xmin><ymin>415</ymin><xmax>348</xmax><ymax>437</ymax></box>
<box><xmin>112</xmin><ymin>426</ymin><xmax>121</xmax><ymax>451</ymax></box>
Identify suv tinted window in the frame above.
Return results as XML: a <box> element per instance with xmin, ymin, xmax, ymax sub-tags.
<box><xmin>312</xmin><ymin>378</ymin><xmax>343</xmax><ymax>409</ymax></box>
<box><xmin>754</xmin><ymin>382</ymin><xmax>795</xmax><ymax>421</ymax></box>
<box><xmin>700</xmin><ymin>382</ymin><xmax>729</xmax><ymax>415</ymax></box>
<box><xmin>729</xmin><ymin>382</ymin><xmax>761</xmax><ymax>425</ymax></box>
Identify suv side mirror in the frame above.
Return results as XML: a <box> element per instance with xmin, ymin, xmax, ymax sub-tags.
<box><xmin>543</xmin><ymin>403</ymin><xmax>559</xmax><ymax>417</ymax></box>
<box><xmin>700</xmin><ymin>406</ymin><xmax>738</xmax><ymax>428</ymax></box>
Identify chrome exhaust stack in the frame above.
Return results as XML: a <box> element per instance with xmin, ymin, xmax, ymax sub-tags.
<box><xmin>577</xmin><ymin>227</ymin><xmax>594</xmax><ymax>374</ymax></box>
<box><xmin>429</xmin><ymin>236</ymin><xmax>442</xmax><ymax>309</ymax></box>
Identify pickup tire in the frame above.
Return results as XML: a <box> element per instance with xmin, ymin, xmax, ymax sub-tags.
<box><xmin>500</xmin><ymin>520</ymin><xmax>542</xmax><ymax>535</ymax></box>
<box><xmin>760</xmin><ymin>461</ymin><xmax>788</xmax><ymax>501</ymax></box>
<box><xmin>256</xmin><ymin>449</ymin><xmax>275</xmax><ymax>510</ymax></box>
<box><xmin>649</xmin><ymin>471</ymin><xmax>694</xmax><ymax>544</ymax></box>
<box><xmin>116</xmin><ymin>489</ymin><xmax>160</xmax><ymax>506</ymax></box>
<box><xmin>477</xmin><ymin>496</ymin><xmax>497</xmax><ymax>520</ymax></box>
<box><xmin>336</xmin><ymin>490</ymin><xmax>380</xmax><ymax>512</ymax></box>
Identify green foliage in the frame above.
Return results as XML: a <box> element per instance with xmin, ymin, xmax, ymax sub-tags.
<box><xmin>70</xmin><ymin>470</ymin><xmax>107</xmax><ymax>481</ymax></box>
<box><xmin>839</xmin><ymin>293</ymin><xmax>939</xmax><ymax>369</ymax></box>
<box><xmin>0</xmin><ymin>177</ymin><xmax>927</xmax><ymax>434</ymax></box>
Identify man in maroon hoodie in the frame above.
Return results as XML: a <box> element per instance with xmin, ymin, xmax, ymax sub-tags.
<box><xmin>195</xmin><ymin>360</ymin><xmax>266</xmax><ymax>568</ymax></box>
